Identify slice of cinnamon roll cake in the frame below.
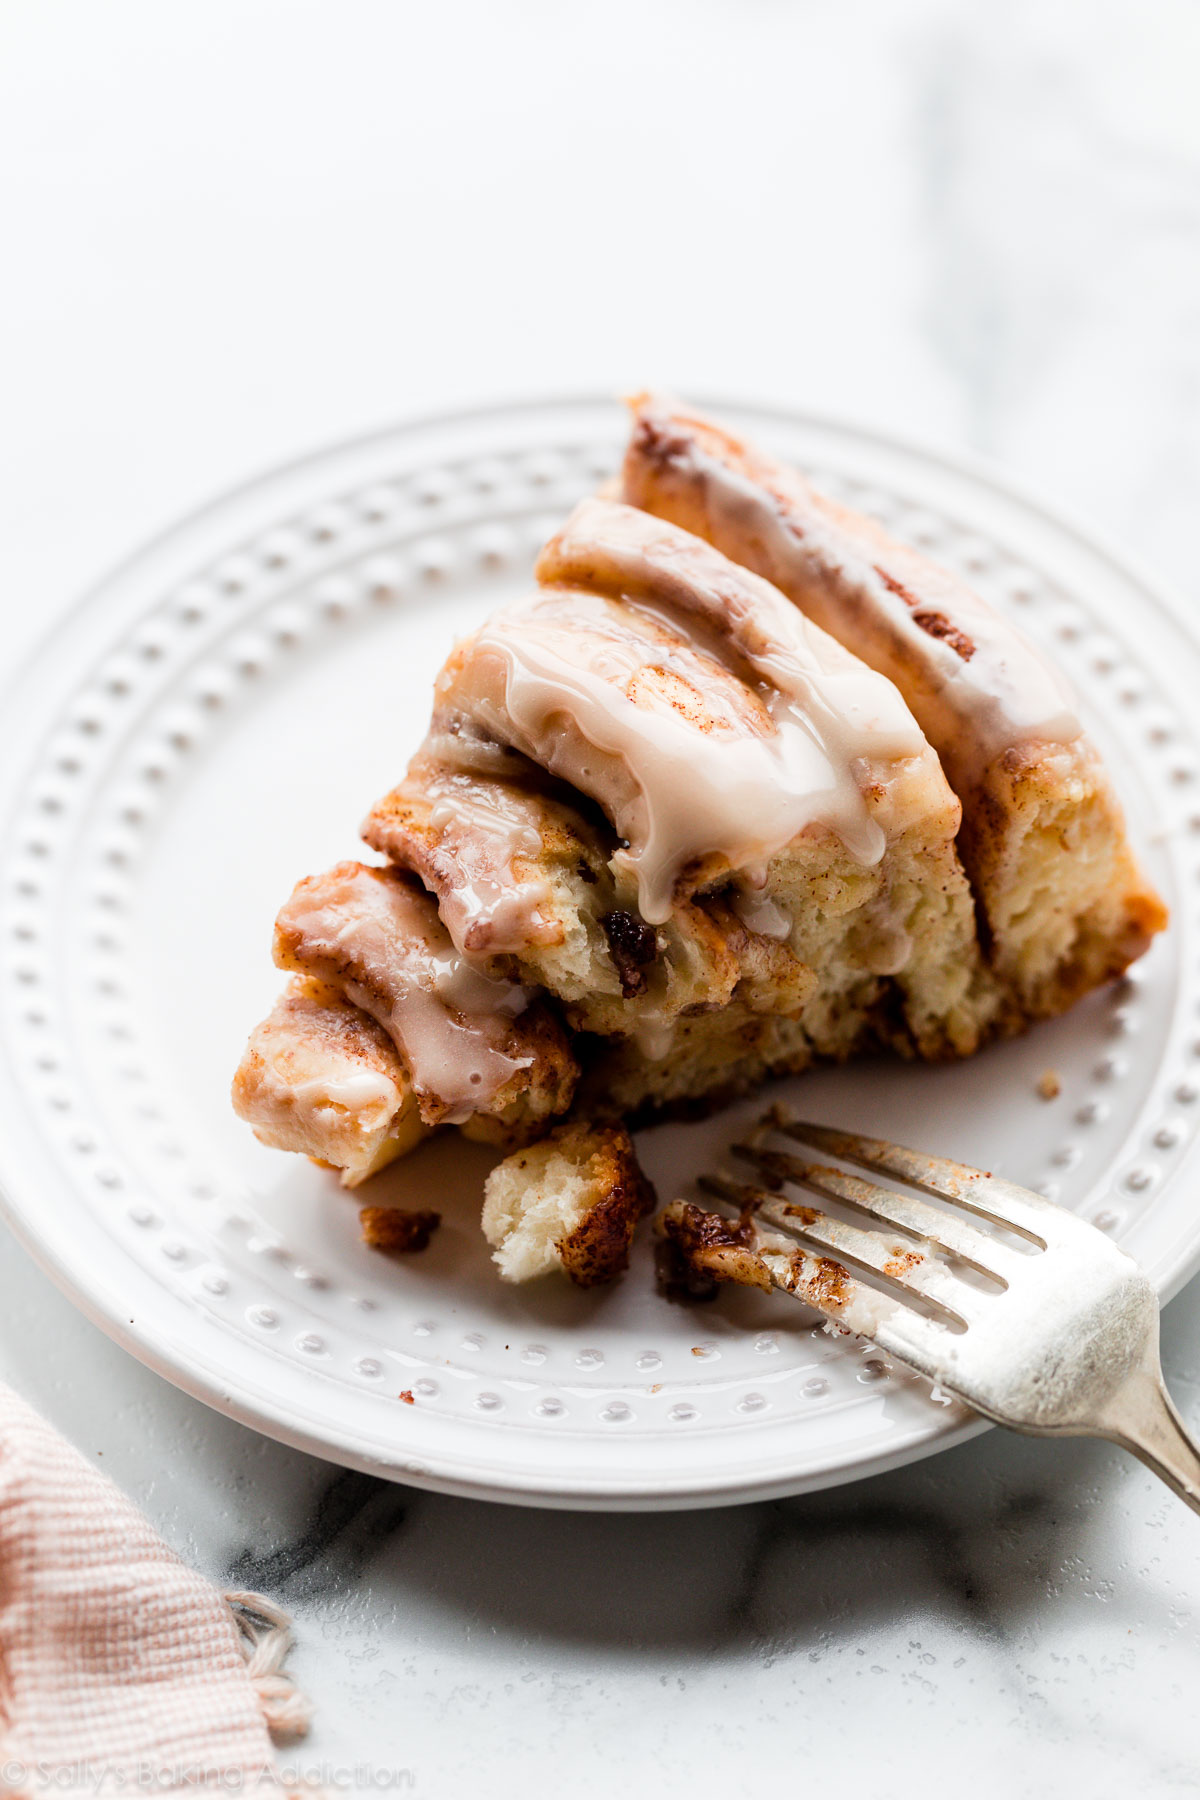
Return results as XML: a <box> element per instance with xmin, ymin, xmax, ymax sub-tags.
<box><xmin>234</xmin><ymin>400</ymin><xmax>1165</xmax><ymax>1285</ymax></box>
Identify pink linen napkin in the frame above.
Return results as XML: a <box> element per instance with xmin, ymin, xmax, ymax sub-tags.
<box><xmin>0</xmin><ymin>1381</ymin><xmax>310</xmax><ymax>1794</ymax></box>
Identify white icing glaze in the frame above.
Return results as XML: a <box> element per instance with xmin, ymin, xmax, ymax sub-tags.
<box><xmin>418</xmin><ymin>757</ymin><xmax>554</xmax><ymax>954</ymax></box>
<box><xmin>434</xmin><ymin>501</ymin><xmax>943</xmax><ymax>928</ymax></box>
<box><xmin>541</xmin><ymin>499</ymin><xmax>926</xmax><ymax>766</ymax></box>
<box><xmin>754</xmin><ymin>1233</ymin><xmax>926</xmax><ymax>1338</ymax></box>
<box><xmin>276</xmin><ymin>865</ymin><xmax>532</xmax><ymax>1122</ymax></box>
<box><xmin>624</xmin><ymin>399</ymin><xmax>1081</xmax><ymax>793</ymax></box>
<box><xmin>438</xmin><ymin>586</ymin><xmax>896</xmax><ymax>926</ymax></box>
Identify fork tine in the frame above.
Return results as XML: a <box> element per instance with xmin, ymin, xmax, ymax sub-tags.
<box><xmin>754</xmin><ymin>1241</ymin><xmax>949</xmax><ymax>1368</ymax></box>
<box><xmin>694</xmin><ymin>1176</ymin><xmax>878</xmax><ymax>1324</ymax></box>
<box><xmin>766</xmin><ymin>1242</ymin><xmax>962</xmax><ymax>1376</ymax></box>
<box><xmin>699</xmin><ymin>1174</ymin><xmax>975</xmax><ymax>1324</ymax></box>
<box><xmin>693</xmin><ymin>1182</ymin><xmax>964</xmax><ymax>1376</ymax></box>
<box><xmin>858</xmin><ymin>1306</ymin><xmax>962</xmax><ymax>1382</ymax></box>
<box><xmin>770</xmin><ymin>1120</ymin><xmax>1054</xmax><ymax>1245</ymax></box>
<box><xmin>733</xmin><ymin>1142</ymin><xmax>1017</xmax><ymax>1281</ymax></box>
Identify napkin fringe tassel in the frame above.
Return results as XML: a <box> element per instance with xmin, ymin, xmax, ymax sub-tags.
<box><xmin>224</xmin><ymin>1589</ymin><xmax>313</xmax><ymax>1743</ymax></box>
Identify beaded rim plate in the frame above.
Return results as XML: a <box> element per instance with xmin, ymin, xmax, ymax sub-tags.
<box><xmin>2</xmin><ymin>395</ymin><xmax>1199</xmax><ymax>1511</ymax></box>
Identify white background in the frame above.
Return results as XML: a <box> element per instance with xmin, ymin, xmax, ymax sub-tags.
<box><xmin>4</xmin><ymin>3</ymin><xmax>1200</xmax><ymax>1795</ymax></box>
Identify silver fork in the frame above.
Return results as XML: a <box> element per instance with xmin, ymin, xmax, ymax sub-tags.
<box><xmin>693</xmin><ymin>1110</ymin><xmax>1200</xmax><ymax>1514</ymax></box>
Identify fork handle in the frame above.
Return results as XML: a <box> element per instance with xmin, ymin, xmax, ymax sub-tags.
<box><xmin>1099</xmin><ymin>1367</ymin><xmax>1200</xmax><ymax>1517</ymax></box>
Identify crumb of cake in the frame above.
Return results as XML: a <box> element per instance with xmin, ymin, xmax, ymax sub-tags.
<box><xmin>360</xmin><ymin>1206</ymin><xmax>441</xmax><ymax>1254</ymax></box>
<box><xmin>482</xmin><ymin>1121</ymin><xmax>656</xmax><ymax>1285</ymax></box>
<box><xmin>398</xmin><ymin>1389</ymin><xmax>415</xmax><ymax>1405</ymax></box>
<box><xmin>1037</xmin><ymin>1069</ymin><xmax>1062</xmax><ymax>1101</ymax></box>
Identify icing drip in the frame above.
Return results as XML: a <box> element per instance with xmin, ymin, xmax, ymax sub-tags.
<box><xmin>275</xmin><ymin>864</ymin><xmax>532</xmax><ymax>1122</ymax></box>
<box><xmin>434</xmin><ymin>493</ymin><xmax>937</xmax><ymax>929</ymax></box>
<box><xmin>438</xmin><ymin>586</ymin><xmax>891</xmax><ymax>926</ymax></box>
<box><xmin>539</xmin><ymin>499</ymin><xmax>925</xmax><ymax>767</ymax></box>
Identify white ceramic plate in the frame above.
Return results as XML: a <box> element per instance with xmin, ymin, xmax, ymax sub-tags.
<box><xmin>3</xmin><ymin>396</ymin><xmax>1200</xmax><ymax>1510</ymax></box>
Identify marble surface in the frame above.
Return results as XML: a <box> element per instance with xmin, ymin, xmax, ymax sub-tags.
<box><xmin>4</xmin><ymin>1</ymin><xmax>1200</xmax><ymax>1792</ymax></box>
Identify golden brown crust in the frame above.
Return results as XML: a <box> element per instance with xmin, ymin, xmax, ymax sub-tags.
<box><xmin>553</xmin><ymin>1124</ymin><xmax>658</xmax><ymax>1287</ymax></box>
<box><xmin>960</xmin><ymin>739</ymin><xmax>1168</xmax><ymax>1019</ymax></box>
